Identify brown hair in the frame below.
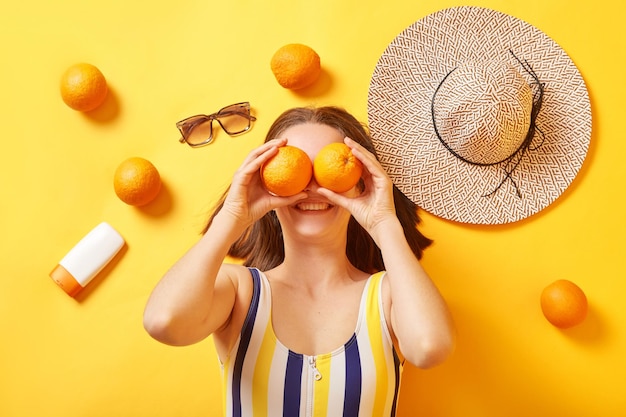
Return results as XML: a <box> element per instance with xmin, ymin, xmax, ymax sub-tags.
<box><xmin>203</xmin><ymin>106</ymin><xmax>432</xmax><ymax>273</ymax></box>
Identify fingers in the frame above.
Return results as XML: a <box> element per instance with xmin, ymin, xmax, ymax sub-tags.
<box><xmin>317</xmin><ymin>187</ymin><xmax>350</xmax><ymax>208</ymax></box>
<box><xmin>270</xmin><ymin>191</ymin><xmax>308</xmax><ymax>208</ymax></box>
<box><xmin>239</xmin><ymin>138</ymin><xmax>287</xmax><ymax>175</ymax></box>
<box><xmin>344</xmin><ymin>137</ymin><xmax>388</xmax><ymax>182</ymax></box>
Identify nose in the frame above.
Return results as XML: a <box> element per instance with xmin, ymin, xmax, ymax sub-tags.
<box><xmin>303</xmin><ymin>174</ymin><xmax>320</xmax><ymax>192</ymax></box>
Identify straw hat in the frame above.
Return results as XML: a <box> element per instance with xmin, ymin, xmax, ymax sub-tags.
<box><xmin>367</xmin><ymin>6</ymin><xmax>591</xmax><ymax>224</ymax></box>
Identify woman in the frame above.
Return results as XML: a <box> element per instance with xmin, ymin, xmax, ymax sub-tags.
<box><xmin>144</xmin><ymin>106</ymin><xmax>455</xmax><ymax>416</ymax></box>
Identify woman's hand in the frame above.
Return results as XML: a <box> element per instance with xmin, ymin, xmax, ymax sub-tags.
<box><xmin>220</xmin><ymin>138</ymin><xmax>307</xmax><ymax>228</ymax></box>
<box><xmin>317</xmin><ymin>137</ymin><xmax>397</xmax><ymax>239</ymax></box>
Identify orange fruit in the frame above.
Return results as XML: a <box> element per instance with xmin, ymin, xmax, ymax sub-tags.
<box><xmin>260</xmin><ymin>145</ymin><xmax>313</xmax><ymax>196</ymax></box>
<box><xmin>540</xmin><ymin>279</ymin><xmax>588</xmax><ymax>329</ymax></box>
<box><xmin>313</xmin><ymin>143</ymin><xmax>363</xmax><ymax>193</ymax></box>
<box><xmin>270</xmin><ymin>43</ymin><xmax>321</xmax><ymax>90</ymax></box>
<box><xmin>113</xmin><ymin>157</ymin><xmax>162</xmax><ymax>206</ymax></box>
<box><xmin>60</xmin><ymin>63</ymin><xmax>108</xmax><ymax>112</ymax></box>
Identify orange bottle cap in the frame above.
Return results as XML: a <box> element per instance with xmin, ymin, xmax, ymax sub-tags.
<box><xmin>49</xmin><ymin>264</ymin><xmax>84</xmax><ymax>297</ymax></box>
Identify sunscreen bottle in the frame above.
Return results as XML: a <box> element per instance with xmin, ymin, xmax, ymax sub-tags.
<box><xmin>50</xmin><ymin>222</ymin><xmax>125</xmax><ymax>297</ymax></box>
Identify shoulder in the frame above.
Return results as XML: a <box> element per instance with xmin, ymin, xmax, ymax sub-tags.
<box><xmin>213</xmin><ymin>264</ymin><xmax>257</xmax><ymax>359</ymax></box>
<box><xmin>220</xmin><ymin>263</ymin><xmax>254</xmax><ymax>286</ymax></box>
<box><xmin>219</xmin><ymin>263</ymin><xmax>257</xmax><ymax>310</ymax></box>
<box><xmin>376</xmin><ymin>271</ymin><xmax>395</xmax><ymax>339</ymax></box>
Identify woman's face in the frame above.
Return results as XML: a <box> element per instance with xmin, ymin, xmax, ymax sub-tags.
<box><xmin>273</xmin><ymin>122</ymin><xmax>358</xmax><ymax>242</ymax></box>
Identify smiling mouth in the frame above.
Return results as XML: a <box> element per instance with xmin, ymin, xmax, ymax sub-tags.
<box><xmin>295</xmin><ymin>202</ymin><xmax>332</xmax><ymax>211</ymax></box>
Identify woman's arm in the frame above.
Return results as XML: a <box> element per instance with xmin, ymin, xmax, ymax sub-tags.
<box><xmin>320</xmin><ymin>137</ymin><xmax>455</xmax><ymax>368</ymax></box>
<box><xmin>374</xmin><ymin>218</ymin><xmax>455</xmax><ymax>368</ymax></box>
<box><xmin>143</xmin><ymin>138</ymin><xmax>306</xmax><ymax>346</ymax></box>
<box><xmin>143</xmin><ymin>213</ymin><xmax>246</xmax><ymax>346</ymax></box>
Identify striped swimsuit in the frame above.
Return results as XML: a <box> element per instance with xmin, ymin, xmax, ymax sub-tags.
<box><xmin>220</xmin><ymin>268</ymin><xmax>402</xmax><ymax>417</ymax></box>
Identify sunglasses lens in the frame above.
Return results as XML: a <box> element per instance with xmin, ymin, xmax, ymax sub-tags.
<box><xmin>182</xmin><ymin>116</ymin><xmax>214</xmax><ymax>146</ymax></box>
<box><xmin>218</xmin><ymin>104</ymin><xmax>251</xmax><ymax>135</ymax></box>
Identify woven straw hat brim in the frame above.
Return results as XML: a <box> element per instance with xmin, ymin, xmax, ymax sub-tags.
<box><xmin>367</xmin><ymin>6</ymin><xmax>591</xmax><ymax>225</ymax></box>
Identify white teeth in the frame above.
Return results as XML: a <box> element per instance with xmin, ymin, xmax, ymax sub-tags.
<box><xmin>296</xmin><ymin>202</ymin><xmax>330</xmax><ymax>211</ymax></box>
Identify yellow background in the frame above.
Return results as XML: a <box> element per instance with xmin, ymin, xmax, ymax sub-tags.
<box><xmin>1</xmin><ymin>0</ymin><xmax>624</xmax><ymax>415</ymax></box>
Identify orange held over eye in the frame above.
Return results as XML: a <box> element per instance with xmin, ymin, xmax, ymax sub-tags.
<box><xmin>540</xmin><ymin>279</ymin><xmax>588</xmax><ymax>329</ymax></box>
<box><xmin>113</xmin><ymin>157</ymin><xmax>162</xmax><ymax>206</ymax></box>
<box><xmin>270</xmin><ymin>43</ymin><xmax>321</xmax><ymax>90</ymax></box>
<box><xmin>261</xmin><ymin>145</ymin><xmax>313</xmax><ymax>197</ymax></box>
<box><xmin>313</xmin><ymin>143</ymin><xmax>363</xmax><ymax>193</ymax></box>
<box><xmin>60</xmin><ymin>63</ymin><xmax>108</xmax><ymax>112</ymax></box>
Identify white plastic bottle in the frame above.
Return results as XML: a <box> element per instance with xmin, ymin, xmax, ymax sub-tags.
<box><xmin>49</xmin><ymin>222</ymin><xmax>125</xmax><ymax>297</ymax></box>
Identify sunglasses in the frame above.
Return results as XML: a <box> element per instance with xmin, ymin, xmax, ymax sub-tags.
<box><xmin>177</xmin><ymin>102</ymin><xmax>256</xmax><ymax>148</ymax></box>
